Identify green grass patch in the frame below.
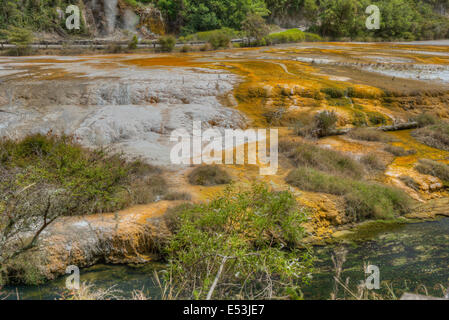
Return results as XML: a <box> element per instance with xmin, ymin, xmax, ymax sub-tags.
<box><xmin>286</xmin><ymin>167</ymin><xmax>411</xmax><ymax>222</ymax></box>
<box><xmin>347</xmin><ymin>128</ymin><xmax>395</xmax><ymax>142</ymax></box>
<box><xmin>279</xmin><ymin>140</ymin><xmax>364</xmax><ymax>179</ymax></box>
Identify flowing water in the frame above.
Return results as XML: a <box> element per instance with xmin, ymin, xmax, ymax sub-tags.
<box><xmin>5</xmin><ymin>218</ymin><xmax>449</xmax><ymax>300</ymax></box>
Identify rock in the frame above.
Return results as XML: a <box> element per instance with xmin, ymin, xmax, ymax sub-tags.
<box><xmin>0</xmin><ymin>57</ymin><xmax>247</xmax><ymax>167</ymax></box>
<box><xmin>37</xmin><ymin>201</ymin><xmax>175</xmax><ymax>281</ymax></box>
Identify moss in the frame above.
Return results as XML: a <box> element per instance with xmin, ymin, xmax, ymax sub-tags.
<box><xmin>338</xmin><ymin>220</ymin><xmax>408</xmax><ymax>242</ymax></box>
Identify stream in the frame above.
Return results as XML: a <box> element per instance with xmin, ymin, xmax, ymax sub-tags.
<box><xmin>4</xmin><ymin>218</ymin><xmax>449</xmax><ymax>300</ymax></box>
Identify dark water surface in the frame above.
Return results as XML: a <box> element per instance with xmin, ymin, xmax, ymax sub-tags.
<box><xmin>5</xmin><ymin>218</ymin><xmax>449</xmax><ymax>300</ymax></box>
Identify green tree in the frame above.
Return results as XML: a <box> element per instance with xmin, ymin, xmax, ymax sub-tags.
<box><xmin>2</xmin><ymin>26</ymin><xmax>34</xmax><ymax>56</ymax></box>
<box><xmin>242</xmin><ymin>13</ymin><xmax>270</xmax><ymax>45</ymax></box>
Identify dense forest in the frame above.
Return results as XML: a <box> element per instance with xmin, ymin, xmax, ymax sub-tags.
<box><xmin>1</xmin><ymin>0</ymin><xmax>449</xmax><ymax>40</ymax></box>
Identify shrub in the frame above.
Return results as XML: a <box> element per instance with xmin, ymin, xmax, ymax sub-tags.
<box><xmin>286</xmin><ymin>167</ymin><xmax>411</xmax><ymax>221</ymax></box>
<box><xmin>0</xmin><ymin>134</ymin><xmax>166</xmax><ymax>215</ymax></box>
<box><xmin>188</xmin><ymin>165</ymin><xmax>231</xmax><ymax>186</ymax></box>
<box><xmin>106</xmin><ymin>43</ymin><xmax>123</xmax><ymax>53</ymax></box>
<box><xmin>367</xmin><ymin>111</ymin><xmax>388</xmax><ymax>126</ymax></box>
<box><xmin>304</xmin><ymin>32</ymin><xmax>322</xmax><ymax>42</ymax></box>
<box><xmin>411</xmin><ymin>113</ymin><xmax>438</xmax><ymax>128</ymax></box>
<box><xmin>360</xmin><ymin>154</ymin><xmax>387</xmax><ymax>172</ymax></box>
<box><xmin>242</xmin><ymin>14</ymin><xmax>270</xmax><ymax>46</ymax></box>
<box><xmin>412</xmin><ymin>123</ymin><xmax>449</xmax><ymax>151</ymax></box>
<box><xmin>415</xmin><ymin>159</ymin><xmax>449</xmax><ymax>185</ymax></box>
<box><xmin>294</xmin><ymin>111</ymin><xmax>338</xmax><ymax>138</ymax></box>
<box><xmin>268</xmin><ymin>29</ymin><xmax>305</xmax><ymax>44</ymax></box>
<box><xmin>320</xmin><ymin>87</ymin><xmax>345</xmax><ymax>98</ymax></box>
<box><xmin>352</xmin><ymin>110</ymin><xmax>367</xmax><ymax>126</ymax></box>
<box><xmin>399</xmin><ymin>176</ymin><xmax>420</xmax><ymax>191</ymax></box>
<box><xmin>384</xmin><ymin>145</ymin><xmax>416</xmax><ymax>156</ymax></box>
<box><xmin>161</xmin><ymin>183</ymin><xmax>313</xmax><ymax>299</ymax></box>
<box><xmin>180</xmin><ymin>45</ymin><xmax>191</xmax><ymax>52</ymax></box>
<box><xmin>1</xmin><ymin>26</ymin><xmax>34</xmax><ymax>56</ymax></box>
<box><xmin>0</xmin><ymin>134</ymin><xmax>167</xmax><ymax>284</ymax></box>
<box><xmin>158</xmin><ymin>35</ymin><xmax>176</xmax><ymax>52</ymax></box>
<box><xmin>208</xmin><ymin>30</ymin><xmax>232</xmax><ymax>49</ymax></box>
<box><xmin>315</xmin><ymin>110</ymin><xmax>338</xmax><ymax>137</ymax></box>
<box><xmin>347</xmin><ymin>128</ymin><xmax>395</xmax><ymax>142</ymax></box>
<box><xmin>185</xmin><ymin>28</ymin><xmax>239</xmax><ymax>42</ymax></box>
<box><xmin>128</xmin><ymin>35</ymin><xmax>138</xmax><ymax>50</ymax></box>
<box><xmin>164</xmin><ymin>192</ymin><xmax>192</xmax><ymax>201</ymax></box>
<box><xmin>279</xmin><ymin>140</ymin><xmax>364</xmax><ymax>179</ymax></box>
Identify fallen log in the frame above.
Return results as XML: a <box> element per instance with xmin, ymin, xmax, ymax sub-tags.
<box><xmin>378</xmin><ymin>121</ymin><xmax>419</xmax><ymax>132</ymax></box>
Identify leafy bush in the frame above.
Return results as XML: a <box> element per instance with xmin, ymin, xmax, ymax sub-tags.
<box><xmin>412</xmin><ymin>123</ymin><xmax>449</xmax><ymax>151</ymax></box>
<box><xmin>208</xmin><ymin>30</ymin><xmax>232</xmax><ymax>49</ymax></box>
<box><xmin>242</xmin><ymin>14</ymin><xmax>270</xmax><ymax>46</ymax></box>
<box><xmin>352</xmin><ymin>110</ymin><xmax>367</xmax><ymax>126</ymax></box>
<box><xmin>128</xmin><ymin>35</ymin><xmax>138</xmax><ymax>50</ymax></box>
<box><xmin>314</xmin><ymin>110</ymin><xmax>338</xmax><ymax>136</ymax></box>
<box><xmin>184</xmin><ymin>28</ymin><xmax>239</xmax><ymax>42</ymax></box>
<box><xmin>367</xmin><ymin>111</ymin><xmax>388</xmax><ymax>126</ymax></box>
<box><xmin>0</xmin><ymin>134</ymin><xmax>166</xmax><ymax>215</ymax></box>
<box><xmin>161</xmin><ymin>183</ymin><xmax>313</xmax><ymax>299</ymax></box>
<box><xmin>410</xmin><ymin>113</ymin><xmax>438</xmax><ymax>128</ymax></box>
<box><xmin>286</xmin><ymin>167</ymin><xmax>411</xmax><ymax>221</ymax></box>
<box><xmin>321</xmin><ymin>87</ymin><xmax>345</xmax><ymax>99</ymax></box>
<box><xmin>158</xmin><ymin>35</ymin><xmax>176</xmax><ymax>52</ymax></box>
<box><xmin>188</xmin><ymin>165</ymin><xmax>231</xmax><ymax>186</ymax></box>
<box><xmin>0</xmin><ymin>134</ymin><xmax>167</xmax><ymax>284</ymax></box>
<box><xmin>180</xmin><ymin>45</ymin><xmax>191</xmax><ymax>52</ymax></box>
<box><xmin>1</xmin><ymin>26</ymin><xmax>33</xmax><ymax>56</ymax></box>
<box><xmin>294</xmin><ymin>111</ymin><xmax>338</xmax><ymax>138</ymax></box>
<box><xmin>268</xmin><ymin>28</ymin><xmax>305</xmax><ymax>44</ymax></box>
<box><xmin>415</xmin><ymin>159</ymin><xmax>449</xmax><ymax>185</ymax></box>
<box><xmin>304</xmin><ymin>32</ymin><xmax>322</xmax><ymax>42</ymax></box>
